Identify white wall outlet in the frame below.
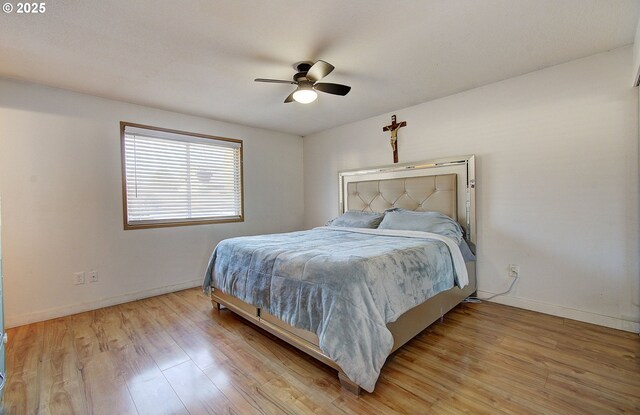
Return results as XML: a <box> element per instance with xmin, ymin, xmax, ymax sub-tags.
<box><xmin>88</xmin><ymin>270</ymin><xmax>98</xmax><ymax>283</ymax></box>
<box><xmin>74</xmin><ymin>272</ymin><xmax>86</xmax><ymax>285</ymax></box>
<box><xmin>509</xmin><ymin>264</ymin><xmax>520</xmax><ymax>278</ymax></box>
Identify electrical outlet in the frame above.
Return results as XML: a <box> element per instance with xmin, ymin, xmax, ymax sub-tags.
<box><xmin>74</xmin><ymin>272</ymin><xmax>86</xmax><ymax>285</ymax></box>
<box><xmin>509</xmin><ymin>264</ymin><xmax>519</xmax><ymax>278</ymax></box>
<box><xmin>88</xmin><ymin>270</ymin><xmax>98</xmax><ymax>283</ymax></box>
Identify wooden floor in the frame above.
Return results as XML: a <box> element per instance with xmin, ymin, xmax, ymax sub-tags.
<box><xmin>2</xmin><ymin>288</ymin><xmax>639</xmax><ymax>415</ymax></box>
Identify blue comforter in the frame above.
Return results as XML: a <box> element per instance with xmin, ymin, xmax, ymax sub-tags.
<box><xmin>202</xmin><ymin>227</ymin><xmax>468</xmax><ymax>392</ymax></box>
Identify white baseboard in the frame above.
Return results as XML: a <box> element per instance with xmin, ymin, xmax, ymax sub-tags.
<box><xmin>6</xmin><ymin>278</ymin><xmax>202</xmax><ymax>328</ymax></box>
<box><xmin>477</xmin><ymin>290</ymin><xmax>640</xmax><ymax>334</ymax></box>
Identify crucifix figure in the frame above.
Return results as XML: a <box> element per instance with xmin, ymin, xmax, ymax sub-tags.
<box><xmin>382</xmin><ymin>115</ymin><xmax>407</xmax><ymax>163</ymax></box>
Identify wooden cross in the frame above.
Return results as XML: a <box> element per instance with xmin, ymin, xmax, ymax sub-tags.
<box><xmin>382</xmin><ymin>115</ymin><xmax>407</xmax><ymax>164</ymax></box>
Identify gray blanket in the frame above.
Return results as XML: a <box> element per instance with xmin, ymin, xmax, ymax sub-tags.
<box><xmin>202</xmin><ymin>227</ymin><xmax>467</xmax><ymax>392</ymax></box>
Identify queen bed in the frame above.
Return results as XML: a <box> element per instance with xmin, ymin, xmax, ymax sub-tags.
<box><xmin>202</xmin><ymin>155</ymin><xmax>477</xmax><ymax>394</ymax></box>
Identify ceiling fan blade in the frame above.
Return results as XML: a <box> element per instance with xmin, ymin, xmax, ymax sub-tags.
<box><xmin>255</xmin><ymin>78</ymin><xmax>297</xmax><ymax>84</ymax></box>
<box><xmin>314</xmin><ymin>82</ymin><xmax>351</xmax><ymax>96</ymax></box>
<box><xmin>306</xmin><ymin>60</ymin><xmax>334</xmax><ymax>82</ymax></box>
<box><xmin>284</xmin><ymin>91</ymin><xmax>295</xmax><ymax>103</ymax></box>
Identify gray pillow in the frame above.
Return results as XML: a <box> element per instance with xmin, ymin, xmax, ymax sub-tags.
<box><xmin>326</xmin><ymin>211</ymin><xmax>384</xmax><ymax>228</ymax></box>
<box><xmin>459</xmin><ymin>238</ymin><xmax>476</xmax><ymax>262</ymax></box>
<box><xmin>378</xmin><ymin>209</ymin><xmax>463</xmax><ymax>244</ymax></box>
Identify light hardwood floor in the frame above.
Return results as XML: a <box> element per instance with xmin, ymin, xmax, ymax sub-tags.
<box><xmin>2</xmin><ymin>288</ymin><xmax>639</xmax><ymax>414</ymax></box>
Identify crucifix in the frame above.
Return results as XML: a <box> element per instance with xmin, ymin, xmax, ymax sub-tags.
<box><xmin>382</xmin><ymin>115</ymin><xmax>407</xmax><ymax>164</ymax></box>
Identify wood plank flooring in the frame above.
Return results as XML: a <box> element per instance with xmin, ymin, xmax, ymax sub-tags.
<box><xmin>2</xmin><ymin>288</ymin><xmax>639</xmax><ymax>414</ymax></box>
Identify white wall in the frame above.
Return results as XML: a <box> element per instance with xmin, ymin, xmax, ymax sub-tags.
<box><xmin>633</xmin><ymin>17</ymin><xmax>640</xmax><ymax>85</ymax></box>
<box><xmin>304</xmin><ymin>46</ymin><xmax>639</xmax><ymax>332</ymax></box>
<box><xmin>0</xmin><ymin>79</ymin><xmax>304</xmax><ymax>327</ymax></box>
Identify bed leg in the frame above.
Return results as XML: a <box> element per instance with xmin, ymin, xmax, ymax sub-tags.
<box><xmin>211</xmin><ymin>299</ymin><xmax>221</xmax><ymax>311</ymax></box>
<box><xmin>338</xmin><ymin>371</ymin><xmax>361</xmax><ymax>396</ymax></box>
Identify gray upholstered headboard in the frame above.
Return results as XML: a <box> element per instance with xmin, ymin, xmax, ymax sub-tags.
<box><xmin>346</xmin><ymin>174</ymin><xmax>457</xmax><ymax>220</ymax></box>
<box><xmin>338</xmin><ymin>156</ymin><xmax>476</xmax><ymax>245</ymax></box>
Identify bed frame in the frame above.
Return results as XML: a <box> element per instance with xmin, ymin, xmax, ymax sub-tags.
<box><xmin>211</xmin><ymin>155</ymin><xmax>477</xmax><ymax>394</ymax></box>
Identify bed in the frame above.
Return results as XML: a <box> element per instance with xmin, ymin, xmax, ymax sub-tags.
<box><xmin>202</xmin><ymin>155</ymin><xmax>477</xmax><ymax>394</ymax></box>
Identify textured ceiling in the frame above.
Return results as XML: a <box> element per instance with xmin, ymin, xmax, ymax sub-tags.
<box><xmin>1</xmin><ymin>0</ymin><xmax>638</xmax><ymax>136</ymax></box>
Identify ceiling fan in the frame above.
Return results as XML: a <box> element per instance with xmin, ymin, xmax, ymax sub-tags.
<box><xmin>255</xmin><ymin>60</ymin><xmax>351</xmax><ymax>104</ymax></box>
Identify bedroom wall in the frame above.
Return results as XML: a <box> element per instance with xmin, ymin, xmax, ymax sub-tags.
<box><xmin>0</xmin><ymin>79</ymin><xmax>304</xmax><ymax>327</ymax></box>
<box><xmin>303</xmin><ymin>46</ymin><xmax>640</xmax><ymax>332</ymax></box>
<box><xmin>633</xmin><ymin>17</ymin><xmax>640</xmax><ymax>85</ymax></box>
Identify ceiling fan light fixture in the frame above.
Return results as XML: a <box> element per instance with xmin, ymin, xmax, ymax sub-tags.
<box><xmin>255</xmin><ymin>60</ymin><xmax>350</xmax><ymax>104</ymax></box>
<box><xmin>292</xmin><ymin>87</ymin><xmax>318</xmax><ymax>104</ymax></box>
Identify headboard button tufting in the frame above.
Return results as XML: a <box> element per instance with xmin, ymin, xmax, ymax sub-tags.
<box><xmin>345</xmin><ymin>173</ymin><xmax>457</xmax><ymax>220</ymax></box>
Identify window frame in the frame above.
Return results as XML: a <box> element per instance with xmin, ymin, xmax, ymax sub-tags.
<box><xmin>120</xmin><ymin>121</ymin><xmax>244</xmax><ymax>230</ymax></box>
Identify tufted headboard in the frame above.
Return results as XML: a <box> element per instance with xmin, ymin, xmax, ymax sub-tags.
<box><xmin>346</xmin><ymin>174</ymin><xmax>457</xmax><ymax>220</ymax></box>
<box><xmin>339</xmin><ymin>155</ymin><xmax>476</xmax><ymax>245</ymax></box>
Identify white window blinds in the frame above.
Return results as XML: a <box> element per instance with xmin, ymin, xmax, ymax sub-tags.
<box><xmin>122</xmin><ymin>125</ymin><xmax>243</xmax><ymax>227</ymax></box>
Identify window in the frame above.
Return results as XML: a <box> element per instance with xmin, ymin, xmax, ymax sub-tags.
<box><xmin>120</xmin><ymin>122</ymin><xmax>243</xmax><ymax>229</ymax></box>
